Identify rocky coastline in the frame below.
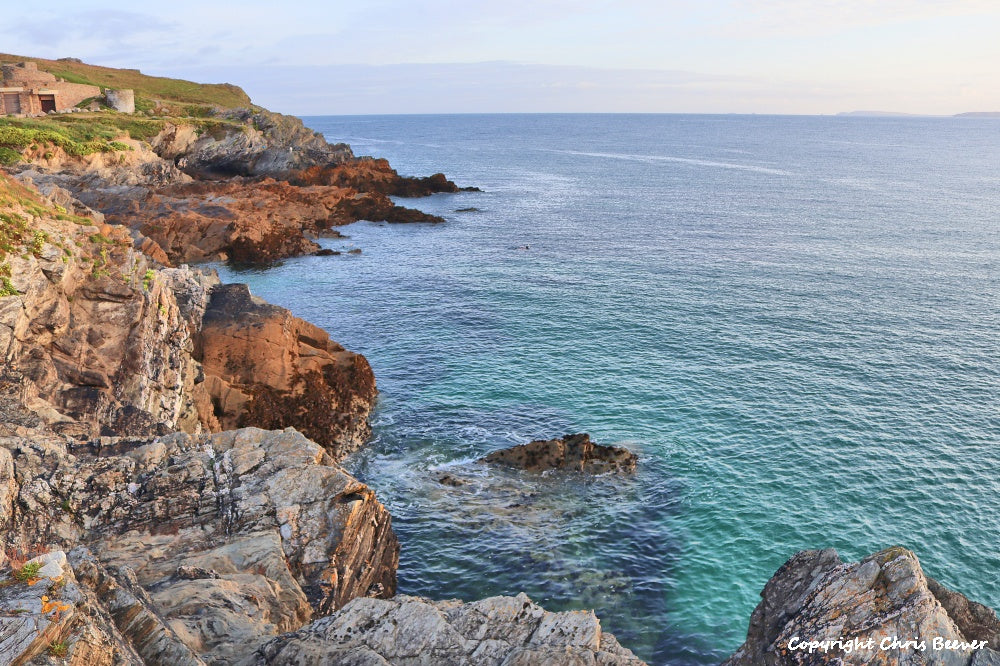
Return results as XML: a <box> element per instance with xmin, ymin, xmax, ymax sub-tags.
<box><xmin>1</xmin><ymin>62</ymin><xmax>996</xmax><ymax>666</ymax></box>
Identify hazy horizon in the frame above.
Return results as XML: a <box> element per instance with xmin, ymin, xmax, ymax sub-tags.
<box><xmin>4</xmin><ymin>1</ymin><xmax>1000</xmax><ymax>116</ymax></box>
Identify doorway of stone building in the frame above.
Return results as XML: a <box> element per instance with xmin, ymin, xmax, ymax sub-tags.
<box><xmin>39</xmin><ymin>94</ymin><xmax>56</xmax><ymax>113</ymax></box>
<box><xmin>2</xmin><ymin>93</ymin><xmax>21</xmax><ymax>114</ymax></box>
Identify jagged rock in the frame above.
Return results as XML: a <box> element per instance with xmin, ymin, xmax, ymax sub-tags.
<box><xmin>481</xmin><ymin>433</ymin><xmax>637</xmax><ymax>474</ymax></box>
<box><xmin>927</xmin><ymin>577</ymin><xmax>1000</xmax><ymax>651</ymax></box>
<box><xmin>197</xmin><ymin>284</ymin><xmax>377</xmax><ymax>458</ymax></box>
<box><xmin>724</xmin><ymin>547</ymin><xmax>997</xmax><ymax>665</ymax></box>
<box><xmin>0</xmin><ymin>176</ymin><xmax>205</xmax><ymax>439</ymax></box>
<box><xmin>1</xmin><ymin>427</ymin><xmax>398</xmax><ymax>663</ymax></box>
<box><xmin>153</xmin><ymin>110</ymin><xmax>354</xmax><ymax>179</ymax></box>
<box><xmin>292</xmin><ymin>157</ymin><xmax>479</xmax><ymax>196</ymax></box>
<box><xmin>248</xmin><ymin>593</ymin><xmax>646</xmax><ymax>666</ymax></box>
<box><xmin>1</xmin><ymin>173</ymin><xmax>377</xmax><ymax>450</ymax></box>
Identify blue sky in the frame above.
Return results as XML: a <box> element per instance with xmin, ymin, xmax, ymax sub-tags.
<box><xmin>3</xmin><ymin>1</ymin><xmax>999</xmax><ymax>114</ymax></box>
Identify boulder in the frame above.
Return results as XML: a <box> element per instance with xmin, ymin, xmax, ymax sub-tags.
<box><xmin>481</xmin><ymin>433</ymin><xmax>637</xmax><ymax>474</ymax></box>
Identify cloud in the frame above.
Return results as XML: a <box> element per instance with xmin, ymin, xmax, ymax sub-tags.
<box><xmin>9</xmin><ymin>10</ymin><xmax>177</xmax><ymax>47</ymax></box>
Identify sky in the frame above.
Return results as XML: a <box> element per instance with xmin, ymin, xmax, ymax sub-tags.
<box><xmin>3</xmin><ymin>0</ymin><xmax>999</xmax><ymax>115</ymax></box>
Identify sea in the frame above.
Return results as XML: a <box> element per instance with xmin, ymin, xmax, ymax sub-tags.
<box><xmin>214</xmin><ymin>114</ymin><xmax>1000</xmax><ymax>665</ymax></box>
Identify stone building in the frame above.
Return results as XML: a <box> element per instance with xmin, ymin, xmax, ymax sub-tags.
<box><xmin>0</xmin><ymin>61</ymin><xmax>101</xmax><ymax>115</ymax></box>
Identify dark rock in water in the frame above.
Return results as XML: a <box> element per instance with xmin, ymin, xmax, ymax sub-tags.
<box><xmin>437</xmin><ymin>473</ymin><xmax>466</xmax><ymax>487</ymax></box>
<box><xmin>347</xmin><ymin>248</ymin><xmax>362</xmax><ymax>254</ymax></box>
<box><xmin>481</xmin><ymin>433</ymin><xmax>637</xmax><ymax>474</ymax></box>
<box><xmin>724</xmin><ymin>546</ymin><xmax>999</xmax><ymax>665</ymax></box>
<box><xmin>455</xmin><ymin>207</ymin><xmax>480</xmax><ymax>212</ymax></box>
<box><xmin>313</xmin><ymin>248</ymin><xmax>340</xmax><ymax>256</ymax></box>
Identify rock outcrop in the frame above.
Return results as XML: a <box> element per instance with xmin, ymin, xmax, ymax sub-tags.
<box><xmin>0</xmin><ymin>174</ymin><xmax>208</xmax><ymax>440</ymax></box>
<box><xmin>250</xmin><ymin>592</ymin><xmax>646</xmax><ymax>666</ymax></box>
<box><xmin>481</xmin><ymin>433</ymin><xmax>638</xmax><ymax>474</ymax></box>
<box><xmin>0</xmin><ymin>172</ymin><xmax>378</xmax><ymax>453</ymax></box>
<box><xmin>292</xmin><ymin>157</ymin><xmax>481</xmax><ymax>196</ymax></box>
<box><xmin>152</xmin><ymin>110</ymin><xmax>354</xmax><ymax>179</ymax></box>
<box><xmin>0</xmin><ymin>427</ymin><xmax>399</xmax><ymax>665</ymax></box>
<box><xmin>10</xmin><ymin>112</ymin><xmax>469</xmax><ymax>266</ymax></box>
<box><xmin>197</xmin><ymin>284</ymin><xmax>377</xmax><ymax>458</ymax></box>
<box><xmin>724</xmin><ymin>547</ymin><xmax>1000</xmax><ymax>666</ymax></box>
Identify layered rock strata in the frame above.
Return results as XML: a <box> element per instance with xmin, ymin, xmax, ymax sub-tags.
<box><xmin>724</xmin><ymin>547</ymin><xmax>1000</xmax><ymax>666</ymax></box>
<box><xmin>1</xmin><ymin>427</ymin><xmax>399</xmax><ymax>665</ymax></box>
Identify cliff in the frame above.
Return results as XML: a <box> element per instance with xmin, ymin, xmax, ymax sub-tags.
<box><xmin>0</xmin><ymin>428</ymin><xmax>398</xmax><ymax>665</ymax></box>
<box><xmin>0</xmin><ymin>172</ymin><xmax>377</xmax><ymax>448</ymax></box>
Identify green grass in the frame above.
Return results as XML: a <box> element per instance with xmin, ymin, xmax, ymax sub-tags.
<box><xmin>1</xmin><ymin>53</ymin><xmax>253</xmax><ymax>109</ymax></box>
<box><xmin>0</xmin><ymin>113</ymin><xmax>244</xmax><ymax>165</ymax></box>
<box><xmin>13</xmin><ymin>561</ymin><xmax>41</xmax><ymax>582</ymax></box>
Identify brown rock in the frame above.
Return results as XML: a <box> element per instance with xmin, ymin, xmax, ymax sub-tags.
<box><xmin>481</xmin><ymin>433</ymin><xmax>638</xmax><ymax>474</ymax></box>
<box><xmin>927</xmin><ymin>576</ymin><xmax>1000</xmax><ymax>650</ymax></box>
<box><xmin>197</xmin><ymin>284</ymin><xmax>377</xmax><ymax>459</ymax></box>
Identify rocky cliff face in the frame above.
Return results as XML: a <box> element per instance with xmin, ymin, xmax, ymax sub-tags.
<box><xmin>724</xmin><ymin>547</ymin><xmax>1000</xmax><ymax>666</ymax></box>
<box><xmin>152</xmin><ymin>110</ymin><xmax>355</xmax><ymax>179</ymax></box>
<box><xmin>0</xmin><ymin>173</ymin><xmax>378</xmax><ymax>449</ymax></box>
<box><xmin>0</xmin><ymin>427</ymin><xmax>398</xmax><ymax>665</ymax></box>
<box><xmin>0</xmin><ymin>175</ymin><xmax>208</xmax><ymax>440</ymax></box>
<box><xmin>197</xmin><ymin>283</ymin><xmax>377</xmax><ymax>458</ymax></box>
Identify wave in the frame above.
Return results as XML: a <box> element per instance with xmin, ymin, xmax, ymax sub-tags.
<box><xmin>542</xmin><ymin>148</ymin><xmax>796</xmax><ymax>176</ymax></box>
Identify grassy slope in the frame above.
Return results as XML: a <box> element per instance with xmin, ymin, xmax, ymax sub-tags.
<box><xmin>0</xmin><ymin>55</ymin><xmax>254</xmax><ymax>164</ymax></box>
<box><xmin>0</xmin><ymin>53</ymin><xmax>252</xmax><ymax>109</ymax></box>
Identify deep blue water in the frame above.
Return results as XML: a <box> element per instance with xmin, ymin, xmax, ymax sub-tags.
<box><xmin>215</xmin><ymin>114</ymin><xmax>1000</xmax><ymax>665</ymax></box>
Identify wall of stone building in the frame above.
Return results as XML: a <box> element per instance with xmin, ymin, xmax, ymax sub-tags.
<box><xmin>51</xmin><ymin>82</ymin><xmax>101</xmax><ymax>109</ymax></box>
<box><xmin>1</xmin><ymin>62</ymin><xmax>57</xmax><ymax>88</ymax></box>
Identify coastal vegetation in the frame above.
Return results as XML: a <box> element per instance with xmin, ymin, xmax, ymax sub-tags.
<box><xmin>0</xmin><ymin>52</ymin><xmax>253</xmax><ymax>112</ymax></box>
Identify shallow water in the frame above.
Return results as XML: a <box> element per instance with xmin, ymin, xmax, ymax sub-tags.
<box><xmin>215</xmin><ymin>114</ymin><xmax>1000</xmax><ymax>665</ymax></box>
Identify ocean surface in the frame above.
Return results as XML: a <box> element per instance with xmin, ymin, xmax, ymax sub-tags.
<box><xmin>215</xmin><ymin>114</ymin><xmax>1000</xmax><ymax>665</ymax></box>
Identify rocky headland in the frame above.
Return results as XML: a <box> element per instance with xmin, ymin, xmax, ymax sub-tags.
<box><xmin>1</xmin><ymin>57</ymin><xmax>996</xmax><ymax>666</ymax></box>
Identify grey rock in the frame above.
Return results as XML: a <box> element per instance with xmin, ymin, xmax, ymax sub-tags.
<box><xmin>248</xmin><ymin>593</ymin><xmax>646</xmax><ymax>666</ymax></box>
<box><xmin>724</xmin><ymin>547</ymin><xmax>996</xmax><ymax>666</ymax></box>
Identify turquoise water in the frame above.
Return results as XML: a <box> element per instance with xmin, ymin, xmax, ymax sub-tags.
<box><xmin>215</xmin><ymin>114</ymin><xmax>1000</xmax><ymax>665</ymax></box>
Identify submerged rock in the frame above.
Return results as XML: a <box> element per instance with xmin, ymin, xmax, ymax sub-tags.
<box><xmin>481</xmin><ymin>433</ymin><xmax>638</xmax><ymax>474</ymax></box>
<box><xmin>249</xmin><ymin>592</ymin><xmax>646</xmax><ymax>665</ymax></box>
<box><xmin>724</xmin><ymin>547</ymin><xmax>1000</xmax><ymax>665</ymax></box>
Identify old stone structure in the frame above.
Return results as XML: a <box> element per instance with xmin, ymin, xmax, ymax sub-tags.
<box><xmin>0</xmin><ymin>61</ymin><xmax>100</xmax><ymax>115</ymax></box>
<box><xmin>106</xmin><ymin>87</ymin><xmax>135</xmax><ymax>113</ymax></box>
